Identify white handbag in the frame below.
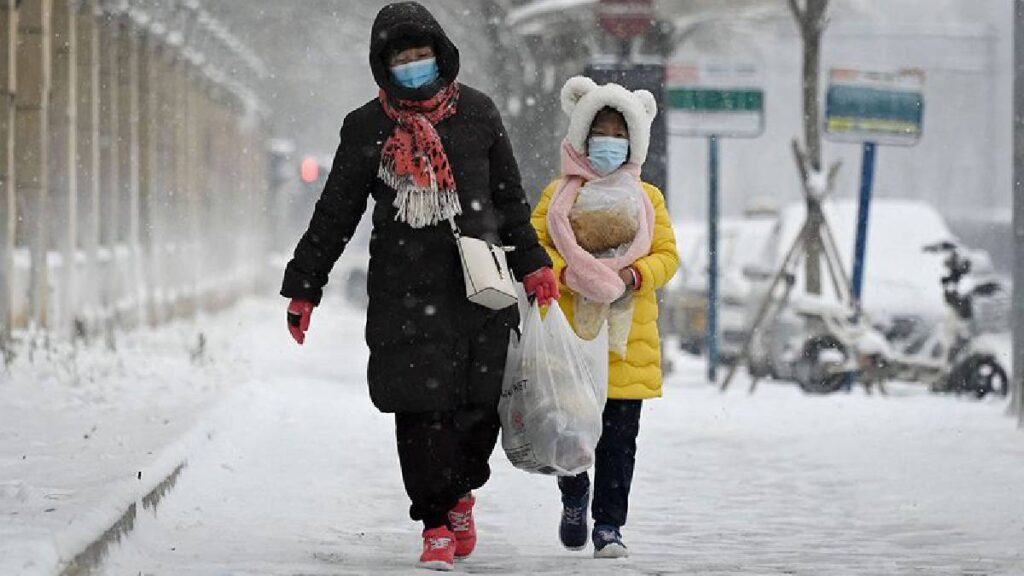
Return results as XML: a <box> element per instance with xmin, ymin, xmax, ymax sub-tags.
<box><xmin>450</xmin><ymin>218</ymin><xmax>518</xmax><ymax>310</ymax></box>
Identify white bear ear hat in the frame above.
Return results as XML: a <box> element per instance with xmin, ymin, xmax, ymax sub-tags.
<box><xmin>560</xmin><ymin>75</ymin><xmax>658</xmax><ymax>166</ymax></box>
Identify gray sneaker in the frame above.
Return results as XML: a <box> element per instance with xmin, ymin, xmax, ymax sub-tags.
<box><xmin>592</xmin><ymin>524</ymin><xmax>628</xmax><ymax>559</ymax></box>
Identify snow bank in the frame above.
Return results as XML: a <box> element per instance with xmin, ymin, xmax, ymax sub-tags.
<box><xmin>0</xmin><ymin>300</ymin><xmax>283</xmax><ymax>575</ymax></box>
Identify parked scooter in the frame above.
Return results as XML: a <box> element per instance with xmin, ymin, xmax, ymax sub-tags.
<box><xmin>794</xmin><ymin>242</ymin><xmax>1008</xmax><ymax>397</ymax></box>
<box><xmin>914</xmin><ymin>242</ymin><xmax>1008</xmax><ymax>397</ymax></box>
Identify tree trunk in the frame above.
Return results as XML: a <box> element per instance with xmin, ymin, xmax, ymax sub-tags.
<box><xmin>789</xmin><ymin>0</ymin><xmax>829</xmax><ymax>296</ymax></box>
<box><xmin>801</xmin><ymin>0</ymin><xmax>825</xmax><ymax>172</ymax></box>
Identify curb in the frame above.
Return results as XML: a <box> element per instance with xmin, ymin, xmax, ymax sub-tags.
<box><xmin>59</xmin><ymin>462</ymin><xmax>188</xmax><ymax>576</ymax></box>
<box><xmin>44</xmin><ymin>385</ymin><xmax>247</xmax><ymax>576</ymax></box>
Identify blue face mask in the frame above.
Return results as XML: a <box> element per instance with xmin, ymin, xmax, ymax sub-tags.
<box><xmin>587</xmin><ymin>136</ymin><xmax>630</xmax><ymax>176</ymax></box>
<box><xmin>390</xmin><ymin>57</ymin><xmax>440</xmax><ymax>89</ymax></box>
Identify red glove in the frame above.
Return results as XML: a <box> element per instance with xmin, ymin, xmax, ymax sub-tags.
<box><xmin>287</xmin><ymin>299</ymin><xmax>315</xmax><ymax>345</ymax></box>
<box><xmin>523</xmin><ymin>267</ymin><xmax>560</xmax><ymax>307</ymax></box>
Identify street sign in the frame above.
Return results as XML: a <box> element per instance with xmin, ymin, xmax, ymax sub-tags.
<box><xmin>825</xmin><ymin>68</ymin><xmax>925</xmax><ymax>147</ymax></box>
<box><xmin>666</xmin><ymin>62</ymin><xmax>765</xmax><ymax>381</ymax></box>
<box><xmin>825</xmin><ymin>69</ymin><xmax>926</xmax><ymax>383</ymax></box>
<box><xmin>667</xmin><ymin>62</ymin><xmax>765</xmax><ymax>138</ymax></box>
<box><xmin>598</xmin><ymin>0</ymin><xmax>653</xmax><ymax>40</ymax></box>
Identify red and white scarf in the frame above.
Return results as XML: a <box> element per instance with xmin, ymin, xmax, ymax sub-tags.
<box><xmin>378</xmin><ymin>82</ymin><xmax>461</xmax><ymax>228</ymax></box>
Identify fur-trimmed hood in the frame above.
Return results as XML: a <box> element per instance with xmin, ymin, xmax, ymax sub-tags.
<box><xmin>560</xmin><ymin>76</ymin><xmax>658</xmax><ymax>166</ymax></box>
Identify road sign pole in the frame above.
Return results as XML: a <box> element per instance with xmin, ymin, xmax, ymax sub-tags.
<box><xmin>851</xmin><ymin>141</ymin><xmax>877</xmax><ymax>304</ymax></box>
<box><xmin>843</xmin><ymin>141</ymin><xmax>876</xmax><ymax>392</ymax></box>
<box><xmin>708</xmin><ymin>134</ymin><xmax>720</xmax><ymax>383</ymax></box>
<box><xmin>667</xmin><ymin>63</ymin><xmax>764</xmax><ymax>383</ymax></box>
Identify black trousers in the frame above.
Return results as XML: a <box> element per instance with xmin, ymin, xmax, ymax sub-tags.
<box><xmin>557</xmin><ymin>399</ymin><xmax>643</xmax><ymax>529</ymax></box>
<box><xmin>395</xmin><ymin>404</ymin><xmax>501</xmax><ymax>529</ymax></box>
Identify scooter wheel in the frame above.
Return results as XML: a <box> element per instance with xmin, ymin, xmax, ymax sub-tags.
<box><xmin>954</xmin><ymin>355</ymin><xmax>1009</xmax><ymax>398</ymax></box>
<box><xmin>796</xmin><ymin>335</ymin><xmax>848</xmax><ymax>395</ymax></box>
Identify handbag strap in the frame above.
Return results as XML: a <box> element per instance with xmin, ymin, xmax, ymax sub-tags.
<box><xmin>447</xmin><ymin>217</ymin><xmax>516</xmax><ymax>253</ymax></box>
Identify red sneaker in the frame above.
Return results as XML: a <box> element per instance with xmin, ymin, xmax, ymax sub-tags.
<box><xmin>419</xmin><ymin>526</ymin><xmax>456</xmax><ymax>571</ymax></box>
<box><xmin>448</xmin><ymin>493</ymin><xmax>477</xmax><ymax>558</ymax></box>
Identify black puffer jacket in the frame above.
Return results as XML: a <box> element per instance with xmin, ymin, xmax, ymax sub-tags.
<box><xmin>281</xmin><ymin>2</ymin><xmax>550</xmax><ymax>414</ymax></box>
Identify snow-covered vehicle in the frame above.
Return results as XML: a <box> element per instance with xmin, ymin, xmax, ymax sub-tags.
<box><xmin>742</xmin><ymin>198</ymin><xmax>1007</xmax><ymax>395</ymax></box>
<box><xmin>666</xmin><ymin>214</ymin><xmax>776</xmax><ymax>361</ymax></box>
<box><xmin>664</xmin><ymin>221</ymin><xmax>707</xmax><ymax>353</ymax></box>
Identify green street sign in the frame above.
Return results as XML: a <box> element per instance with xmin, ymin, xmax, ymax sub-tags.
<box><xmin>666</xmin><ymin>63</ymin><xmax>765</xmax><ymax>138</ymax></box>
<box><xmin>668</xmin><ymin>88</ymin><xmax>764</xmax><ymax>113</ymax></box>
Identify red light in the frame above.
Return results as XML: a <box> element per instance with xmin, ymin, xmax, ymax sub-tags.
<box><xmin>300</xmin><ymin>157</ymin><xmax>320</xmax><ymax>183</ymax></box>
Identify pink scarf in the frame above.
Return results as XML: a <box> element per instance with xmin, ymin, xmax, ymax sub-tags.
<box><xmin>547</xmin><ymin>139</ymin><xmax>656</xmax><ymax>304</ymax></box>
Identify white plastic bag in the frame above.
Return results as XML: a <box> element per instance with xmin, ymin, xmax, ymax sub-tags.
<box><xmin>569</xmin><ymin>171</ymin><xmax>642</xmax><ymax>358</ymax></box>
<box><xmin>500</xmin><ymin>303</ymin><xmax>608</xmax><ymax>476</ymax></box>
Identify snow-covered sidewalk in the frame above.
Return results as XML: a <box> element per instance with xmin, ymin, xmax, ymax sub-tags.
<box><xmin>0</xmin><ymin>301</ymin><xmax>282</xmax><ymax>575</ymax></box>
<box><xmin>76</xmin><ymin>299</ymin><xmax>1024</xmax><ymax>575</ymax></box>
<box><xmin>3</xmin><ymin>297</ymin><xmax>1022</xmax><ymax>575</ymax></box>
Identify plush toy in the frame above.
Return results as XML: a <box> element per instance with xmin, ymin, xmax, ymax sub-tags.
<box><xmin>549</xmin><ymin>76</ymin><xmax>659</xmax><ymax>356</ymax></box>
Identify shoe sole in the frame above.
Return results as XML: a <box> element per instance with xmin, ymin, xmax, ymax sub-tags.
<box><xmin>564</xmin><ymin>544</ymin><xmax>587</xmax><ymax>552</ymax></box>
<box><xmin>418</xmin><ymin>560</ymin><xmax>455</xmax><ymax>571</ymax></box>
<box><xmin>594</xmin><ymin>543</ymin><xmax>629</xmax><ymax>559</ymax></box>
<box><xmin>560</xmin><ymin>526</ymin><xmax>588</xmax><ymax>551</ymax></box>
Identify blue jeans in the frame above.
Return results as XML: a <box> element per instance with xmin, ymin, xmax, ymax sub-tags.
<box><xmin>557</xmin><ymin>399</ymin><xmax>643</xmax><ymax>528</ymax></box>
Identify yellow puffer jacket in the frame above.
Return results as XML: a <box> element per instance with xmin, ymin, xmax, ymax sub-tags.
<box><xmin>531</xmin><ymin>179</ymin><xmax>679</xmax><ymax>400</ymax></box>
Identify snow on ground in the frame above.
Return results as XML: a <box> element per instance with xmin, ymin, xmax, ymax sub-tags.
<box><xmin>73</xmin><ymin>298</ymin><xmax>1024</xmax><ymax>576</ymax></box>
<box><xmin>0</xmin><ymin>302</ymin><xmax>271</xmax><ymax>575</ymax></box>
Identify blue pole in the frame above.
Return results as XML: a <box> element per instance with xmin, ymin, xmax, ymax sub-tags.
<box><xmin>708</xmin><ymin>135</ymin><xmax>720</xmax><ymax>383</ymax></box>
<box><xmin>852</xmin><ymin>142</ymin><xmax>877</xmax><ymax>304</ymax></box>
<box><xmin>845</xmin><ymin>141</ymin><xmax>877</xmax><ymax>392</ymax></box>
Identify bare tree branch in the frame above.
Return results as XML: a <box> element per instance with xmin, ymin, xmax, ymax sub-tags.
<box><xmin>813</xmin><ymin>6</ymin><xmax>829</xmax><ymax>33</ymax></box>
<box><xmin>826</xmin><ymin>160</ymin><xmax>842</xmax><ymax>193</ymax></box>
<box><xmin>787</xmin><ymin>0</ymin><xmax>804</xmax><ymax>21</ymax></box>
<box><xmin>807</xmin><ymin>0</ymin><xmax>829</xmax><ymax>34</ymax></box>
<box><xmin>792</xmin><ymin>139</ymin><xmax>809</xmax><ymax>191</ymax></box>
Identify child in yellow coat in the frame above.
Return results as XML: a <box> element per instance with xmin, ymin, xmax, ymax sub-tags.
<box><xmin>531</xmin><ymin>76</ymin><xmax>679</xmax><ymax>558</ymax></box>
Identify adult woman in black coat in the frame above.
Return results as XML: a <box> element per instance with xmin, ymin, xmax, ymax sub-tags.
<box><xmin>280</xmin><ymin>2</ymin><xmax>558</xmax><ymax>570</ymax></box>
